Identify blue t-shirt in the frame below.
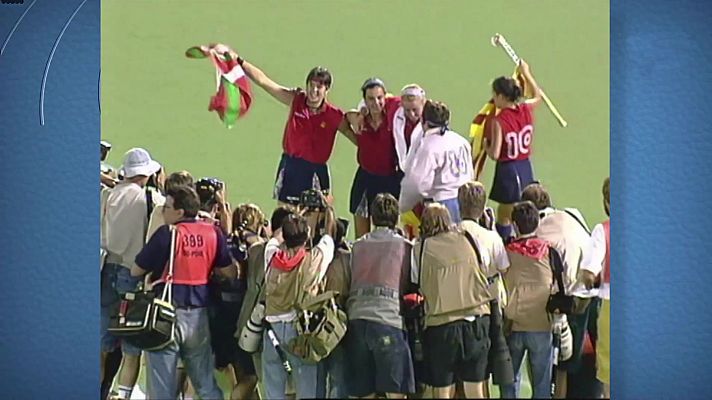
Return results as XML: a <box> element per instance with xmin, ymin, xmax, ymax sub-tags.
<box><xmin>136</xmin><ymin>220</ymin><xmax>232</xmax><ymax>307</ymax></box>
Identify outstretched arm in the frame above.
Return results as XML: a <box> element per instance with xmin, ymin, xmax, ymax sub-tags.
<box><xmin>241</xmin><ymin>59</ymin><xmax>298</xmax><ymax>106</ymax></box>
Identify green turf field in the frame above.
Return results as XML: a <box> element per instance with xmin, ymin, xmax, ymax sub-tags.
<box><xmin>103</xmin><ymin>1</ymin><xmax>608</xmax><ymax>397</ymax></box>
<box><xmin>102</xmin><ymin>0</ymin><xmax>609</xmax><ymax>226</ymax></box>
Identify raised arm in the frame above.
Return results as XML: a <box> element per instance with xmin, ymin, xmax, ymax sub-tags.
<box><xmin>518</xmin><ymin>59</ymin><xmax>543</xmax><ymax>109</ymax></box>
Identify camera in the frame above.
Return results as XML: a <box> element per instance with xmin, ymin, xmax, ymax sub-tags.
<box><xmin>196</xmin><ymin>177</ymin><xmax>225</xmax><ymax>209</ymax></box>
<box><xmin>299</xmin><ymin>189</ymin><xmax>328</xmax><ymax>210</ymax></box>
<box><xmin>238</xmin><ymin>302</ymin><xmax>266</xmax><ymax>353</ymax></box>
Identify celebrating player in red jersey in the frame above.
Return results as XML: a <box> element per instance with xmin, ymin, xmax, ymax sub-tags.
<box><xmin>347</xmin><ymin>78</ymin><xmax>404</xmax><ymax>238</ymax></box>
<box><xmin>221</xmin><ymin>45</ymin><xmax>356</xmax><ymax>206</ymax></box>
<box><xmin>484</xmin><ymin>60</ymin><xmax>543</xmax><ymax>242</ymax></box>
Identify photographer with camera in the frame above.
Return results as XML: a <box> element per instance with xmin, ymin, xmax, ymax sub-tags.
<box><xmin>261</xmin><ymin>191</ymin><xmax>337</xmax><ymax>400</ymax></box>
<box><xmin>521</xmin><ymin>182</ymin><xmax>597</xmax><ymax>398</ymax></box>
<box><xmin>131</xmin><ymin>185</ymin><xmax>236</xmax><ymax>400</ymax></box>
<box><xmin>316</xmin><ymin>217</ymin><xmax>352</xmax><ymax>399</ymax></box>
<box><xmin>411</xmin><ymin>203</ymin><xmax>492</xmax><ymax>399</ymax></box>
<box><xmin>146</xmin><ymin>170</ymin><xmax>195</xmax><ymax>240</ymax></box>
<box><xmin>343</xmin><ymin>193</ymin><xmax>415</xmax><ymax>399</ymax></box>
<box><xmin>501</xmin><ymin>201</ymin><xmax>561</xmax><ymax>399</ymax></box>
<box><xmin>100</xmin><ymin>147</ymin><xmax>162</xmax><ymax>400</ymax></box>
<box><xmin>196</xmin><ymin>177</ymin><xmax>232</xmax><ymax>235</ymax></box>
<box><xmin>211</xmin><ymin>203</ymin><xmax>267</xmax><ymax>400</ymax></box>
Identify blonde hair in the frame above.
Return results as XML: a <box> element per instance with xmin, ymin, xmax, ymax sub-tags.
<box><xmin>233</xmin><ymin>203</ymin><xmax>265</xmax><ymax>233</ymax></box>
<box><xmin>458</xmin><ymin>181</ymin><xmax>487</xmax><ymax>219</ymax></box>
<box><xmin>400</xmin><ymin>83</ymin><xmax>426</xmax><ymax>100</ymax></box>
<box><xmin>420</xmin><ymin>203</ymin><xmax>453</xmax><ymax>238</ymax></box>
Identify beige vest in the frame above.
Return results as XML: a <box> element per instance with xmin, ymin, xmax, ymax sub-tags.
<box><xmin>415</xmin><ymin>231</ymin><xmax>491</xmax><ymax>327</ymax></box>
<box><xmin>265</xmin><ymin>249</ymin><xmax>321</xmax><ymax>317</ymax></box>
<box><xmin>503</xmin><ymin>250</ymin><xmax>554</xmax><ymax>332</ymax></box>
<box><xmin>324</xmin><ymin>248</ymin><xmax>352</xmax><ymax>309</ymax></box>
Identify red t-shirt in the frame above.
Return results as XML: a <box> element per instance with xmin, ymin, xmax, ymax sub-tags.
<box><xmin>357</xmin><ymin>97</ymin><xmax>400</xmax><ymax>176</ymax></box>
<box><xmin>495</xmin><ymin>103</ymin><xmax>535</xmax><ymax>162</ymax></box>
<box><xmin>282</xmin><ymin>91</ymin><xmax>344</xmax><ymax>165</ymax></box>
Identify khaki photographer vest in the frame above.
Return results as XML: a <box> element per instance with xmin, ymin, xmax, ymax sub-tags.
<box><xmin>265</xmin><ymin>250</ymin><xmax>322</xmax><ymax>317</ymax></box>
<box><xmin>324</xmin><ymin>248</ymin><xmax>351</xmax><ymax>309</ymax></box>
<box><xmin>416</xmin><ymin>231</ymin><xmax>491</xmax><ymax>327</ymax></box>
<box><xmin>503</xmin><ymin>251</ymin><xmax>554</xmax><ymax>332</ymax></box>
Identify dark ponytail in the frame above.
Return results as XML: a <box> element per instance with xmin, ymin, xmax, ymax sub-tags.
<box><xmin>492</xmin><ymin>76</ymin><xmax>523</xmax><ymax>102</ymax></box>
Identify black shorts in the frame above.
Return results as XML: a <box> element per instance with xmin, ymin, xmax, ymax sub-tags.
<box><xmin>345</xmin><ymin>319</ymin><xmax>415</xmax><ymax>397</ymax></box>
<box><xmin>558</xmin><ymin>297</ymin><xmax>600</xmax><ymax>373</ymax></box>
<box><xmin>489</xmin><ymin>159</ymin><xmax>535</xmax><ymax>204</ymax></box>
<box><xmin>349</xmin><ymin>167</ymin><xmax>402</xmax><ymax>217</ymax></box>
<box><xmin>422</xmin><ymin>317</ymin><xmax>491</xmax><ymax>387</ymax></box>
<box><xmin>273</xmin><ymin>153</ymin><xmax>331</xmax><ymax>205</ymax></box>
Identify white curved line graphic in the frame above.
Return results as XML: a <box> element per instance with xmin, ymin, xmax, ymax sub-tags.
<box><xmin>0</xmin><ymin>0</ymin><xmax>38</xmax><ymax>57</ymax></box>
<box><xmin>40</xmin><ymin>0</ymin><xmax>89</xmax><ymax>126</ymax></box>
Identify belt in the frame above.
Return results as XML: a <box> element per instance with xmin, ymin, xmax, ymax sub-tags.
<box><xmin>105</xmin><ymin>251</ymin><xmax>124</xmax><ymax>265</ymax></box>
<box><xmin>351</xmin><ymin>286</ymin><xmax>400</xmax><ymax>300</ymax></box>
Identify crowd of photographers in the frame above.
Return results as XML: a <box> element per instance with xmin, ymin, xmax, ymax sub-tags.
<box><xmin>100</xmin><ymin>141</ymin><xmax>610</xmax><ymax>400</ymax></box>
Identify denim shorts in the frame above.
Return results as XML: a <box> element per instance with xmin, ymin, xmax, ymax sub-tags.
<box><xmin>100</xmin><ymin>263</ymin><xmax>142</xmax><ymax>356</ymax></box>
<box><xmin>345</xmin><ymin>319</ymin><xmax>415</xmax><ymax>397</ymax></box>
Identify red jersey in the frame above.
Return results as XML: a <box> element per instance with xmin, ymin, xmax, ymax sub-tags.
<box><xmin>495</xmin><ymin>103</ymin><xmax>534</xmax><ymax>162</ymax></box>
<box><xmin>282</xmin><ymin>91</ymin><xmax>344</xmax><ymax>165</ymax></box>
<box><xmin>357</xmin><ymin>97</ymin><xmax>400</xmax><ymax>176</ymax></box>
<box><xmin>159</xmin><ymin>222</ymin><xmax>218</xmax><ymax>286</ymax></box>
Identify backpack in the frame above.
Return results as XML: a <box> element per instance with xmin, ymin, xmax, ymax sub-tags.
<box><xmin>286</xmin><ymin>290</ymin><xmax>348</xmax><ymax>363</ymax></box>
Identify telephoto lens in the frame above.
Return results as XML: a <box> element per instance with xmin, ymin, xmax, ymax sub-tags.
<box><xmin>238</xmin><ymin>303</ymin><xmax>265</xmax><ymax>353</ymax></box>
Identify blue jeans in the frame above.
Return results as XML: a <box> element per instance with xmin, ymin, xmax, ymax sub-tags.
<box><xmin>437</xmin><ymin>197</ymin><xmax>461</xmax><ymax>223</ymax></box>
<box><xmin>316</xmin><ymin>343</ymin><xmax>347</xmax><ymax>398</ymax></box>
<box><xmin>100</xmin><ymin>263</ymin><xmax>141</xmax><ymax>356</ymax></box>
<box><xmin>501</xmin><ymin>331</ymin><xmax>553</xmax><ymax>399</ymax></box>
<box><xmin>146</xmin><ymin>307</ymin><xmax>223</xmax><ymax>400</ymax></box>
<box><xmin>262</xmin><ymin>321</ymin><xmax>318</xmax><ymax>400</ymax></box>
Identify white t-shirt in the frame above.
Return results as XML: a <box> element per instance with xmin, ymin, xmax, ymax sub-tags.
<box><xmin>399</xmin><ymin>128</ymin><xmax>474</xmax><ymax>213</ymax></box>
<box><xmin>581</xmin><ymin>223</ymin><xmax>609</xmax><ymax>300</ymax></box>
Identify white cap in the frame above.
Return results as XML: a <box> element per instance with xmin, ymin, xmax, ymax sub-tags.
<box><xmin>119</xmin><ymin>148</ymin><xmax>161</xmax><ymax>178</ymax></box>
<box><xmin>100</xmin><ymin>140</ymin><xmax>112</xmax><ymax>149</ymax></box>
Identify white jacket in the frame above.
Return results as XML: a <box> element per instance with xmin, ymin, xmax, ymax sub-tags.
<box><xmin>399</xmin><ymin>128</ymin><xmax>474</xmax><ymax>213</ymax></box>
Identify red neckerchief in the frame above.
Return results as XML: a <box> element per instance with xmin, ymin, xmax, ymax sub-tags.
<box><xmin>270</xmin><ymin>248</ymin><xmax>306</xmax><ymax>272</ymax></box>
<box><xmin>506</xmin><ymin>237</ymin><xmax>549</xmax><ymax>260</ymax></box>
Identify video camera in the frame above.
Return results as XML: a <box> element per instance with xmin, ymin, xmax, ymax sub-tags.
<box><xmin>299</xmin><ymin>189</ymin><xmax>329</xmax><ymax>210</ymax></box>
<box><xmin>196</xmin><ymin>177</ymin><xmax>225</xmax><ymax>210</ymax></box>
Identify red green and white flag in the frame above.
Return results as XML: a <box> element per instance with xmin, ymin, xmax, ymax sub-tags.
<box><xmin>186</xmin><ymin>45</ymin><xmax>253</xmax><ymax>129</ymax></box>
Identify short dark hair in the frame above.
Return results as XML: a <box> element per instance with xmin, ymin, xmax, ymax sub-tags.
<box><xmin>282</xmin><ymin>214</ymin><xmax>309</xmax><ymax>249</ymax></box>
<box><xmin>371</xmin><ymin>193</ymin><xmax>399</xmax><ymax>228</ymax></box>
<box><xmin>492</xmin><ymin>76</ymin><xmax>523</xmax><ymax>102</ymax></box>
<box><xmin>521</xmin><ymin>183</ymin><xmax>551</xmax><ymax>211</ymax></box>
<box><xmin>361</xmin><ymin>77</ymin><xmax>386</xmax><ymax>98</ymax></box>
<box><xmin>270</xmin><ymin>205</ymin><xmax>296</xmax><ymax>233</ymax></box>
<box><xmin>458</xmin><ymin>181</ymin><xmax>487</xmax><ymax>219</ymax></box>
<box><xmin>422</xmin><ymin>100</ymin><xmax>450</xmax><ymax>129</ymax></box>
<box><xmin>165</xmin><ymin>170</ymin><xmax>194</xmax><ymax>193</ymax></box>
<box><xmin>166</xmin><ymin>186</ymin><xmax>201</xmax><ymax>219</ymax></box>
<box><xmin>306</xmin><ymin>66</ymin><xmax>332</xmax><ymax>89</ymax></box>
<box><xmin>511</xmin><ymin>201</ymin><xmax>540</xmax><ymax>235</ymax></box>
<box><xmin>602</xmin><ymin>177</ymin><xmax>610</xmax><ymax>216</ymax></box>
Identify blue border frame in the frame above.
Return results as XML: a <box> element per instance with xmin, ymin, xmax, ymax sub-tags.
<box><xmin>1</xmin><ymin>0</ymin><xmax>712</xmax><ymax>398</ymax></box>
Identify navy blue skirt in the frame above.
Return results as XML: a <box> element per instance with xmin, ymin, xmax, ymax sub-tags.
<box><xmin>489</xmin><ymin>159</ymin><xmax>535</xmax><ymax>204</ymax></box>
<box><xmin>273</xmin><ymin>153</ymin><xmax>331</xmax><ymax>205</ymax></box>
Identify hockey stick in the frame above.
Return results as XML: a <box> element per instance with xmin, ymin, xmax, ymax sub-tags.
<box><xmin>491</xmin><ymin>33</ymin><xmax>568</xmax><ymax>128</ymax></box>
